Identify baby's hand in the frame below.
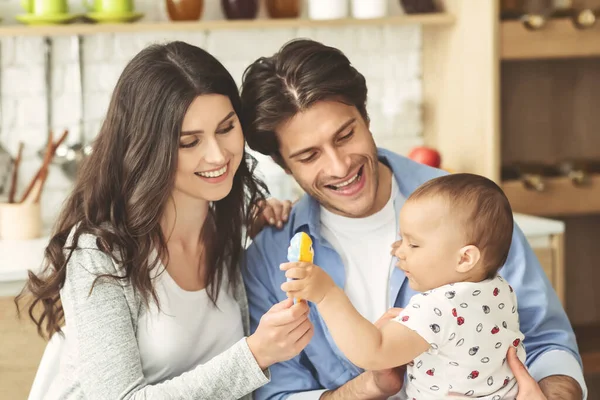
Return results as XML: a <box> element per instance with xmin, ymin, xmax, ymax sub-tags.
<box><xmin>280</xmin><ymin>262</ymin><xmax>335</xmax><ymax>304</ymax></box>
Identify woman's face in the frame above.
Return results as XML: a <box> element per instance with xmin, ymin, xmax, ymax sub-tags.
<box><xmin>174</xmin><ymin>94</ymin><xmax>245</xmax><ymax>203</ymax></box>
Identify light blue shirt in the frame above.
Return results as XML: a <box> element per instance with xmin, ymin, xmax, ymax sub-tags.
<box><xmin>243</xmin><ymin>148</ymin><xmax>586</xmax><ymax>399</ymax></box>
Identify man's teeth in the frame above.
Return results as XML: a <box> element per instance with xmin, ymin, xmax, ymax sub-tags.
<box><xmin>197</xmin><ymin>165</ymin><xmax>227</xmax><ymax>178</ymax></box>
<box><xmin>332</xmin><ymin>173</ymin><xmax>359</xmax><ymax>188</ymax></box>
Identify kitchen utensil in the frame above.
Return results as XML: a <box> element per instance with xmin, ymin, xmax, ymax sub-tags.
<box><xmin>43</xmin><ymin>36</ymin><xmax>92</xmax><ymax>180</ymax></box>
<box><xmin>166</xmin><ymin>0</ymin><xmax>204</xmax><ymax>21</ymax></box>
<box><xmin>0</xmin><ymin>144</ymin><xmax>12</xmax><ymax>196</ymax></box>
<box><xmin>8</xmin><ymin>142</ymin><xmax>23</xmax><ymax>203</ymax></box>
<box><xmin>83</xmin><ymin>0</ymin><xmax>133</xmax><ymax>14</ymax></box>
<box><xmin>266</xmin><ymin>0</ymin><xmax>300</xmax><ymax>18</ymax></box>
<box><xmin>21</xmin><ymin>0</ymin><xmax>68</xmax><ymax>15</ymax></box>
<box><xmin>22</xmin><ymin>129</ymin><xmax>68</xmax><ymax>203</ymax></box>
<box><xmin>60</xmin><ymin>35</ymin><xmax>92</xmax><ymax>180</ymax></box>
<box><xmin>501</xmin><ymin>162</ymin><xmax>560</xmax><ymax>192</ymax></box>
<box><xmin>0</xmin><ymin>40</ymin><xmax>12</xmax><ymax>196</ymax></box>
<box><xmin>521</xmin><ymin>0</ymin><xmax>554</xmax><ymax>30</ymax></box>
<box><xmin>556</xmin><ymin>158</ymin><xmax>600</xmax><ymax>186</ymax></box>
<box><xmin>571</xmin><ymin>0</ymin><xmax>600</xmax><ymax>28</ymax></box>
<box><xmin>16</xmin><ymin>13</ymin><xmax>79</xmax><ymax>25</ymax></box>
<box><xmin>572</xmin><ymin>8</ymin><xmax>597</xmax><ymax>27</ymax></box>
<box><xmin>221</xmin><ymin>0</ymin><xmax>258</xmax><ymax>20</ymax></box>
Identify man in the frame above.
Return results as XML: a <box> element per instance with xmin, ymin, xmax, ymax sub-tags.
<box><xmin>240</xmin><ymin>39</ymin><xmax>586</xmax><ymax>400</ymax></box>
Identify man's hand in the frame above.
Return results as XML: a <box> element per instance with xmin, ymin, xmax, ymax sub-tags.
<box><xmin>507</xmin><ymin>347</ymin><xmax>583</xmax><ymax>399</ymax></box>
<box><xmin>320</xmin><ymin>367</ymin><xmax>404</xmax><ymax>400</ymax></box>
<box><xmin>280</xmin><ymin>262</ymin><xmax>336</xmax><ymax>304</ymax></box>
<box><xmin>506</xmin><ymin>347</ymin><xmax>547</xmax><ymax>400</ymax></box>
<box><xmin>320</xmin><ymin>308</ymin><xmax>405</xmax><ymax>400</ymax></box>
<box><xmin>249</xmin><ymin>198</ymin><xmax>294</xmax><ymax>238</ymax></box>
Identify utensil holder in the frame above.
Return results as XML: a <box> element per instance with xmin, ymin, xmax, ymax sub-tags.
<box><xmin>0</xmin><ymin>201</ymin><xmax>42</xmax><ymax>240</ymax></box>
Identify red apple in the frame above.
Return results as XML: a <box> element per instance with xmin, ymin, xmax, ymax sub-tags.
<box><xmin>408</xmin><ymin>146</ymin><xmax>441</xmax><ymax>168</ymax></box>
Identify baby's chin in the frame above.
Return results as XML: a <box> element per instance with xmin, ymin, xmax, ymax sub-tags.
<box><xmin>406</xmin><ymin>276</ymin><xmax>422</xmax><ymax>292</ymax></box>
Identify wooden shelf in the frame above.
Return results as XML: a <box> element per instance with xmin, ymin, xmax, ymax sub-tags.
<box><xmin>501</xmin><ymin>17</ymin><xmax>600</xmax><ymax>60</ymax></box>
<box><xmin>0</xmin><ymin>13</ymin><xmax>454</xmax><ymax>37</ymax></box>
<box><xmin>502</xmin><ymin>174</ymin><xmax>600</xmax><ymax>217</ymax></box>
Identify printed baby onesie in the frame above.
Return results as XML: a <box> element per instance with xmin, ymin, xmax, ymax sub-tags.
<box><xmin>393</xmin><ymin>275</ymin><xmax>526</xmax><ymax>400</ymax></box>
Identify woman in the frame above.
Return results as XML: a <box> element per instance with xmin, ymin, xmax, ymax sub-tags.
<box><xmin>16</xmin><ymin>41</ymin><xmax>312</xmax><ymax>399</ymax></box>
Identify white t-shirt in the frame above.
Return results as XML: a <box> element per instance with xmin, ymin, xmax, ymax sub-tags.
<box><xmin>394</xmin><ymin>275</ymin><xmax>525</xmax><ymax>400</ymax></box>
<box><xmin>320</xmin><ymin>178</ymin><xmax>400</xmax><ymax>323</ymax></box>
<box><xmin>136</xmin><ymin>266</ymin><xmax>244</xmax><ymax>383</ymax></box>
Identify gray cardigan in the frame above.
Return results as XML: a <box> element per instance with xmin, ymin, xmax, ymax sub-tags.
<box><xmin>47</xmin><ymin>232</ymin><xmax>269</xmax><ymax>399</ymax></box>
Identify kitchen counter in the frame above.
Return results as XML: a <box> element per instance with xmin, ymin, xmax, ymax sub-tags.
<box><xmin>0</xmin><ymin>213</ymin><xmax>565</xmax><ymax>296</ymax></box>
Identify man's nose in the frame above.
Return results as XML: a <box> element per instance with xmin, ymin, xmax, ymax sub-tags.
<box><xmin>324</xmin><ymin>149</ymin><xmax>350</xmax><ymax>178</ymax></box>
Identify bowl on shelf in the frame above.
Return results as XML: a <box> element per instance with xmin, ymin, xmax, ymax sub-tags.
<box><xmin>221</xmin><ymin>0</ymin><xmax>258</xmax><ymax>20</ymax></box>
<box><xmin>266</xmin><ymin>0</ymin><xmax>300</xmax><ymax>19</ymax></box>
<box><xmin>399</xmin><ymin>0</ymin><xmax>437</xmax><ymax>14</ymax></box>
<box><xmin>166</xmin><ymin>0</ymin><xmax>204</xmax><ymax>21</ymax></box>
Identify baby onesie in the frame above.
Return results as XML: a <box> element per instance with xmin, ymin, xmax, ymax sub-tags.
<box><xmin>393</xmin><ymin>275</ymin><xmax>526</xmax><ymax>400</ymax></box>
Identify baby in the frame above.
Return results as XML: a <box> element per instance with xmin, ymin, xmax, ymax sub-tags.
<box><xmin>281</xmin><ymin>173</ymin><xmax>526</xmax><ymax>400</ymax></box>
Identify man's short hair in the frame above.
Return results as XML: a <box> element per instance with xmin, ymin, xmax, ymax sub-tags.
<box><xmin>240</xmin><ymin>39</ymin><xmax>369</xmax><ymax>160</ymax></box>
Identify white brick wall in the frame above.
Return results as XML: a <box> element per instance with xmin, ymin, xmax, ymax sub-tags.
<box><xmin>0</xmin><ymin>0</ymin><xmax>424</xmax><ymax>228</ymax></box>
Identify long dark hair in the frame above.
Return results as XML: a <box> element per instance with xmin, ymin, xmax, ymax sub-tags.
<box><xmin>16</xmin><ymin>41</ymin><xmax>268</xmax><ymax>339</ymax></box>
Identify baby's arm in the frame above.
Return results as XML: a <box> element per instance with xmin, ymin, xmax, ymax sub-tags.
<box><xmin>317</xmin><ymin>286</ymin><xmax>430</xmax><ymax>370</ymax></box>
<box><xmin>281</xmin><ymin>262</ymin><xmax>441</xmax><ymax>370</ymax></box>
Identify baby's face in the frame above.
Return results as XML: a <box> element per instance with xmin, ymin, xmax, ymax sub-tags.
<box><xmin>393</xmin><ymin>197</ymin><xmax>465</xmax><ymax>292</ymax></box>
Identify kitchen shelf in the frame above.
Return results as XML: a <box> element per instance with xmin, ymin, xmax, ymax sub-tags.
<box><xmin>501</xmin><ymin>17</ymin><xmax>600</xmax><ymax>60</ymax></box>
<box><xmin>502</xmin><ymin>174</ymin><xmax>600</xmax><ymax>217</ymax></box>
<box><xmin>0</xmin><ymin>13</ymin><xmax>454</xmax><ymax>37</ymax></box>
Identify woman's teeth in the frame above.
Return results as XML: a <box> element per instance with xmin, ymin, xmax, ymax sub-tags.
<box><xmin>197</xmin><ymin>165</ymin><xmax>227</xmax><ymax>178</ymax></box>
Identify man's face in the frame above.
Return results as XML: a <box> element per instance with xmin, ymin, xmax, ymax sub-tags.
<box><xmin>275</xmin><ymin>100</ymin><xmax>381</xmax><ymax>218</ymax></box>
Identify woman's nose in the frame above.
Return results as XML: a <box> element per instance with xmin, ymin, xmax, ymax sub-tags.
<box><xmin>203</xmin><ymin>137</ymin><xmax>226</xmax><ymax>165</ymax></box>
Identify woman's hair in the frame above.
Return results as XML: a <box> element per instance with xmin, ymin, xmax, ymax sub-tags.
<box><xmin>16</xmin><ymin>41</ymin><xmax>268</xmax><ymax>338</ymax></box>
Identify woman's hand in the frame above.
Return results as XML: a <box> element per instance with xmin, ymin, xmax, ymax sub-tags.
<box><xmin>249</xmin><ymin>198</ymin><xmax>294</xmax><ymax>238</ymax></box>
<box><xmin>246</xmin><ymin>298</ymin><xmax>313</xmax><ymax>370</ymax></box>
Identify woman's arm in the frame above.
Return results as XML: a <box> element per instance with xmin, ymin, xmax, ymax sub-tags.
<box><xmin>63</xmin><ymin>246</ymin><xmax>269</xmax><ymax>400</ymax></box>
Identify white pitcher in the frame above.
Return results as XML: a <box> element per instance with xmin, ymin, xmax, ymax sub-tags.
<box><xmin>351</xmin><ymin>0</ymin><xmax>387</xmax><ymax>19</ymax></box>
<box><xmin>308</xmin><ymin>0</ymin><xmax>348</xmax><ymax>20</ymax></box>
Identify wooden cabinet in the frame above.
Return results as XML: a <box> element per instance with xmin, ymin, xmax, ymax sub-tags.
<box><xmin>0</xmin><ymin>296</ymin><xmax>46</xmax><ymax>400</ymax></box>
<box><xmin>532</xmin><ymin>234</ymin><xmax>565</xmax><ymax>305</ymax></box>
<box><xmin>422</xmin><ymin>0</ymin><xmax>600</xmax><ymax>392</ymax></box>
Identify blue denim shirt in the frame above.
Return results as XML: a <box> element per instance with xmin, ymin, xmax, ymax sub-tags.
<box><xmin>243</xmin><ymin>148</ymin><xmax>585</xmax><ymax>400</ymax></box>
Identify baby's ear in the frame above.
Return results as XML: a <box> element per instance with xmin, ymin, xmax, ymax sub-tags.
<box><xmin>456</xmin><ymin>245</ymin><xmax>481</xmax><ymax>273</ymax></box>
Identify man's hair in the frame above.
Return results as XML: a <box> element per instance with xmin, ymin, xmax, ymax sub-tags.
<box><xmin>409</xmin><ymin>173</ymin><xmax>514</xmax><ymax>277</ymax></box>
<box><xmin>240</xmin><ymin>39</ymin><xmax>369</xmax><ymax>160</ymax></box>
